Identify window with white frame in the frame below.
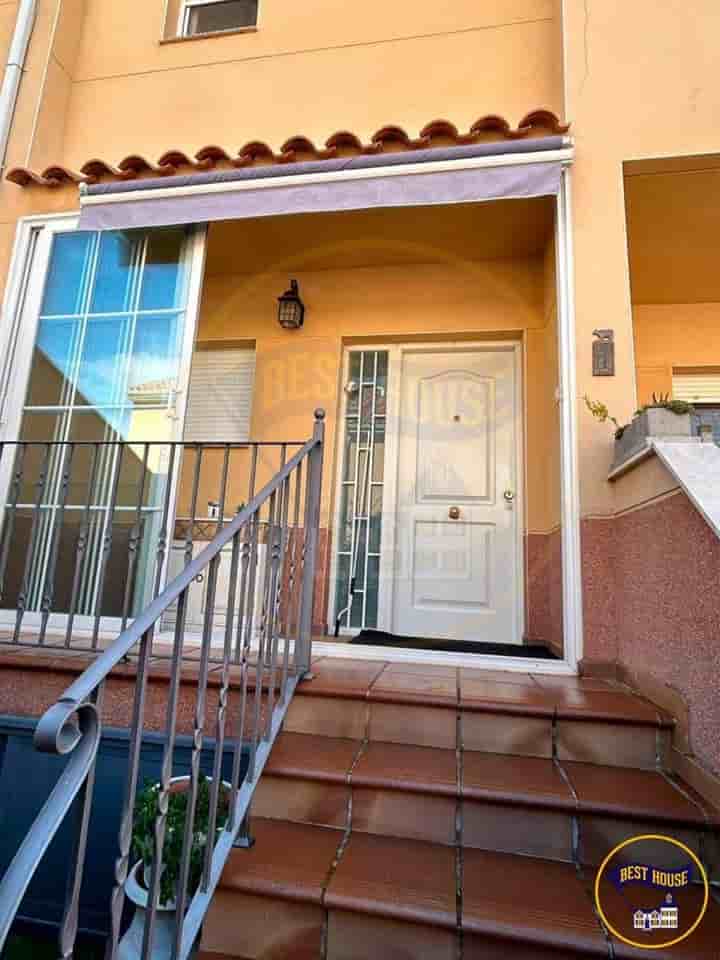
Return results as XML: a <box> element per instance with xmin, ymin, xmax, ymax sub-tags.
<box><xmin>181</xmin><ymin>0</ymin><xmax>258</xmax><ymax>37</ymax></box>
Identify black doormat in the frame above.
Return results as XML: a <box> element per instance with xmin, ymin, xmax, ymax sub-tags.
<box><xmin>349</xmin><ymin>629</ymin><xmax>559</xmax><ymax>659</ymax></box>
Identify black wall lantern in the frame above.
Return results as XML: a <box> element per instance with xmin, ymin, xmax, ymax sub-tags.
<box><xmin>277</xmin><ymin>279</ymin><xmax>305</xmax><ymax>330</ymax></box>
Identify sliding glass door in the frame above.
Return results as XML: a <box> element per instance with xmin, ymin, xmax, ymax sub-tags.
<box><xmin>0</xmin><ymin>218</ymin><xmax>205</xmax><ymax>636</ymax></box>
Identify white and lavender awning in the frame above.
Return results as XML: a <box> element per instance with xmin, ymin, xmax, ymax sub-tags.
<box><xmin>78</xmin><ymin>137</ymin><xmax>568</xmax><ymax>231</ymax></box>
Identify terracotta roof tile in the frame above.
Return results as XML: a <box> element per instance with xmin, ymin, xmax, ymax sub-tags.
<box><xmin>5</xmin><ymin>110</ymin><xmax>569</xmax><ymax>188</ymax></box>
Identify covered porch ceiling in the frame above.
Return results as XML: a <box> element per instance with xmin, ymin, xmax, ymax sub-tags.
<box><xmin>624</xmin><ymin>153</ymin><xmax>720</xmax><ymax>304</ymax></box>
<box><xmin>204</xmin><ymin>196</ymin><xmax>556</xmax><ymax>276</ymax></box>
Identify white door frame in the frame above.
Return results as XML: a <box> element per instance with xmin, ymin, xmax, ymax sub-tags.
<box><xmin>324</xmin><ymin>165</ymin><xmax>582</xmax><ymax>673</ymax></box>
<box><xmin>328</xmin><ymin>340</ymin><xmax>525</xmax><ymax>644</ymax></box>
<box><xmin>0</xmin><ymin>212</ymin><xmax>208</xmax><ymax>640</ymax></box>
<box><xmin>555</xmin><ymin>165</ymin><xmax>583</xmax><ymax>674</ymax></box>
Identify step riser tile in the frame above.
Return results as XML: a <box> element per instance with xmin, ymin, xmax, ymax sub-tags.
<box><xmin>369</xmin><ymin>702</ymin><xmax>456</xmax><ymax>748</ymax></box>
<box><xmin>462</xmin><ymin>802</ymin><xmax>573</xmax><ymax>863</ymax></box>
<box><xmin>351</xmin><ymin>787</ymin><xmax>456</xmax><ymax>846</ymax></box>
<box><xmin>202</xmin><ymin>890</ymin><xmax>324</xmax><ymax>959</ymax></box>
<box><xmin>327</xmin><ymin>910</ymin><xmax>457</xmax><ymax>960</ymax></box>
<box><xmin>461</xmin><ymin>713</ymin><xmax>552</xmax><ymax>758</ymax></box>
<box><xmin>254</xmin><ymin>776</ymin><xmax>350</xmax><ymax>830</ymax></box>
<box><xmin>578</xmin><ymin>816</ymin><xmax>707</xmax><ymax>870</ymax></box>
<box><xmin>285</xmin><ymin>695</ymin><xmax>368</xmax><ymax>740</ymax></box>
<box><xmin>556</xmin><ymin>720</ymin><xmax>663</xmax><ymax>769</ymax></box>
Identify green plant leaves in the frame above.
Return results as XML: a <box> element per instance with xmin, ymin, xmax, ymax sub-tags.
<box><xmin>132</xmin><ymin>777</ymin><xmax>230</xmax><ymax>907</ymax></box>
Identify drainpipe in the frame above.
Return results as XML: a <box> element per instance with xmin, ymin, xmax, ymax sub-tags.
<box><xmin>0</xmin><ymin>0</ymin><xmax>38</xmax><ymax>169</ymax></box>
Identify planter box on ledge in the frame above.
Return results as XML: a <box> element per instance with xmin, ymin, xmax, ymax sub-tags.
<box><xmin>611</xmin><ymin>408</ymin><xmax>693</xmax><ymax>476</ymax></box>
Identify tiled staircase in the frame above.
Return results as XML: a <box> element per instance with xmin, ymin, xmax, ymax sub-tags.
<box><xmin>199</xmin><ymin>659</ymin><xmax>720</xmax><ymax>959</ymax></box>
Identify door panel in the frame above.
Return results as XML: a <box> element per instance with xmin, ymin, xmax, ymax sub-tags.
<box><xmin>393</xmin><ymin>349</ymin><xmax>520</xmax><ymax>644</ymax></box>
<box><xmin>417</xmin><ymin>373</ymin><xmax>493</xmax><ymax>503</ymax></box>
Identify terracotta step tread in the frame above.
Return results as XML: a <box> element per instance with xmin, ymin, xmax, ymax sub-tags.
<box><xmin>296</xmin><ymin>664</ymin><xmax>671</xmax><ymax>727</ymax></box>
<box><xmin>563</xmin><ymin>762</ymin><xmax>718</xmax><ymax>825</ymax></box>
<box><xmin>368</xmin><ymin>671</ymin><xmax>458</xmax><ymax>707</ymax></box>
<box><xmin>351</xmin><ymin>740</ymin><xmax>457</xmax><ymax>795</ymax></box>
<box><xmin>211</xmin><ymin>820</ymin><xmax>720</xmax><ymax>957</ymax></box>
<box><xmin>461</xmin><ymin>680</ymin><xmax>669</xmax><ymax>726</ymax></box>
<box><xmin>462</xmin><ymin>751</ymin><xmax>573</xmax><ymax>809</ymax></box>
<box><xmin>218</xmin><ymin>818</ymin><xmax>342</xmax><ymax>904</ymax></box>
<box><xmin>324</xmin><ymin>831</ymin><xmax>457</xmax><ymax>929</ymax></box>
<box><xmin>265</xmin><ymin>733</ymin><xmax>710</xmax><ymax>826</ymax></box>
<box><xmin>462</xmin><ymin>848</ymin><xmax>608</xmax><ymax>954</ymax></box>
<box><xmin>264</xmin><ymin>731</ymin><xmax>361</xmax><ymax>782</ymax></box>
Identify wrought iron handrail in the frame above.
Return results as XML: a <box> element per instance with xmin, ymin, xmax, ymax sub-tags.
<box><xmin>0</xmin><ymin>410</ymin><xmax>326</xmax><ymax>960</ymax></box>
<box><xmin>0</xmin><ymin>435</ymin><xmax>312</xmax><ymax>651</ymax></box>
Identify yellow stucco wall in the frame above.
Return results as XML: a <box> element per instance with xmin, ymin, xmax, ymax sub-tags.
<box><xmin>0</xmin><ymin>2</ymin><xmax>20</xmax><ymax>67</ymax></box>
<box><xmin>562</xmin><ymin>0</ymin><xmax>720</xmax><ymax>516</ymax></box>
<box><xmin>634</xmin><ymin>303</ymin><xmax>720</xmax><ymax>405</ymax></box>
<box><xmin>0</xmin><ymin>0</ymin><xmax>562</xmax><ymax>359</ymax></box>
<box><xmin>624</xmin><ymin>162</ymin><xmax>720</xmax><ymax>404</ymax></box>
<box><xmin>189</xmin><ymin>209</ymin><xmax>558</xmax><ymax>530</ymax></box>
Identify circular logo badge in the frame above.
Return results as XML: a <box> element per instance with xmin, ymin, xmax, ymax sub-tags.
<box><xmin>594</xmin><ymin>834</ymin><xmax>709</xmax><ymax>950</ymax></box>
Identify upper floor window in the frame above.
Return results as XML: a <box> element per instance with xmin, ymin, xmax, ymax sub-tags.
<box><xmin>181</xmin><ymin>0</ymin><xmax>258</xmax><ymax>37</ymax></box>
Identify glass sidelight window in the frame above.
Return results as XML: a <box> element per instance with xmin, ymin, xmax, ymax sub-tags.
<box><xmin>0</xmin><ymin>226</ymin><xmax>196</xmax><ymax>621</ymax></box>
<box><xmin>334</xmin><ymin>350</ymin><xmax>387</xmax><ymax>630</ymax></box>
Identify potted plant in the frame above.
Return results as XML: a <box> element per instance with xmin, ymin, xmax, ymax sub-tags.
<box><xmin>119</xmin><ymin>775</ymin><xmax>230</xmax><ymax>960</ymax></box>
<box><xmin>585</xmin><ymin>394</ymin><xmax>694</xmax><ymax>472</ymax></box>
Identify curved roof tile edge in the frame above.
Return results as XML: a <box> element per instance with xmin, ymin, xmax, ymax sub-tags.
<box><xmin>6</xmin><ymin>110</ymin><xmax>570</xmax><ymax>189</ymax></box>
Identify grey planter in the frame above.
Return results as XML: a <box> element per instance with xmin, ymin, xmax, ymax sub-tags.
<box><xmin>611</xmin><ymin>408</ymin><xmax>692</xmax><ymax>473</ymax></box>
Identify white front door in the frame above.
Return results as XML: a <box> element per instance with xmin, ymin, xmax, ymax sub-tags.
<box><xmin>392</xmin><ymin>348</ymin><xmax>521</xmax><ymax>644</ymax></box>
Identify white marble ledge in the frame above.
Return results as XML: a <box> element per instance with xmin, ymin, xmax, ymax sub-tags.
<box><xmin>651</xmin><ymin>439</ymin><xmax>720</xmax><ymax>540</ymax></box>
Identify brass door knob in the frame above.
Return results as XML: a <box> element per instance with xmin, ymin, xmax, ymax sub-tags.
<box><xmin>503</xmin><ymin>490</ymin><xmax>515</xmax><ymax>503</ymax></box>
<box><xmin>448</xmin><ymin>506</ymin><xmax>461</xmax><ymax>520</ymax></box>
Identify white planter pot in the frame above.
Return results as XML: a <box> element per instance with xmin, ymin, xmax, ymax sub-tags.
<box><xmin>118</xmin><ymin>777</ymin><xmax>231</xmax><ymax>960</ymax></box>
<box><xmin>118</xmin><ymin>861</ymin><xmax>178</xmax><ymax>960</ymax></box>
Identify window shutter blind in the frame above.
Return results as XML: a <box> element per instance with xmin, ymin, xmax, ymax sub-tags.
<box><xmin>672</xmin><ymin>372</ymin><xmax>720</xmax><ymax>404</ymax></box>
<box><xmin>184</xmin><ymin>347</ymin><xmax>256</xmax><ymax>442</ymax></box>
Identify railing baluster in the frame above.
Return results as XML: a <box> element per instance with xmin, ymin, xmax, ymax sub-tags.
<box><xmin>185</xmin><ymin>445</ymin><xmax>203</xmax><ymax>568</ymax></box>
<box><xmin>150</xmin><ymin>443</ymin><xmax>177</xmax><ymax>617</ymax></box>
<box><xmin>201</xmin><ymin>524</ymin><xmax>241</xmax><ymax>890</ymax></box>
<box><xmin>232</xmin><ymin>444</ymin><xmax>258</xmax><ymax>669</ymax></box>
<box><xmin>65</xmin><ymin>443</ymin><xmax>101</xmax><ymax>648</ymax></box>
<box><xmin>14</xmin><ymin>443</ymin><xmax>52</xmax><ymax>643</ymax></box>
<box><xmin>296</xmin><ymin>412</ymin><xmax>326</xmax><ymax>674</ymax></box>
<box><xmin>57</xmin><ymin>682</ymin><xmax>104</xmax><ymax>960</ymax></box>
<box><xmin>248</xmin><ymin>492</ymin><xmax>275</xmax><ymax>781</ymax></box>
<box><xmin>282</xmin><ymin>460</ymin><xmax>303</xmax><ymax>703</ymax></box>
<box><xmin>265</xmin><ymin>471</ymin><xmax>291</xmax><ymax>738</ymax></box>
<box><xmin>39</xmin><ymin>443</ymin><xmax>75</xmax><ymax>644</ymax></box>
<box><xmin>139</xmin><ymin>583</ymin><xmax>188</xmax><ymax>960</ymax></box>
<box><xmin>170</xmin><ymin>547</ymin><xmax>219</xmax><ymax>959</ymax></box>
<box><xmin>248</xmin><ymin>443</ymin><xmax>258</xmax><ymax>503</ymax></box>
<box><xmin>91</xmin><ymin>443</ymin><xmax>126</xmax><ymax>649</ymax></box>
<box><xmin>0</xmin><ymin>443</ymin><xmax>26</xmax><ymax>605</ymax></box>
<box><xmin>106</xmin><ymin>627</ymin><xmax>154</xmax><ymax>960</ymax></box>
<box><xmin>230</xmin><ymin>512</ymin><xmax>259</xmax><ymax>810</ymax></box>
<box><xmin>121</xmin><ymin>443</ymin><xmax>150</xmax><ymax>631</ymax></box>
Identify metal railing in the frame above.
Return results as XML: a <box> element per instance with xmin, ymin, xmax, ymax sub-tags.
<box><xmin>0</xmin><ymin>430</ymin><xmax>316</xmax><ymax>654</ymax></box>
<box><xmin>0</xmin><ymin>410</ymin><xmax>326</xmax><ymax>959</ymax></box>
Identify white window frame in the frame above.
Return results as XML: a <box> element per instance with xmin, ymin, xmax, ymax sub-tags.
<box><xmin>0</xmin><ymin>213</ymin><xmax>208</xmax><ymax>642</ymax></box>
<box><xmin>178</xmin><ymin>0</ymin><xmax>259</xmax><ymax>38</ymax></box>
